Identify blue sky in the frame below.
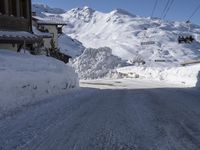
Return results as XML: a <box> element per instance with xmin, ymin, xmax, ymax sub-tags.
<box><xmin>32</xmin><ymin>0</ymin><xmax>200</xmax><ymax>25</ymax></box>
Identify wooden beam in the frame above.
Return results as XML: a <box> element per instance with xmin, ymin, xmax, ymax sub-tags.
<box><xmin>4</xmin><ymin>0</ymin><xmax>9</xmax><ymax>15</ymax></box>
<box><xmin>26</xmin><ymin>0</ymin><xmax>30</xmax><ymax>19</ymax></box>
<box><xmin>29</xmin><ymin>0</ymin><xmax>33</xmax><ymax>32</ymax></box>
<box><xmin>16</xmin><ymin>0</ymin><xmax>20</xmax><ymax>17</ymax></box>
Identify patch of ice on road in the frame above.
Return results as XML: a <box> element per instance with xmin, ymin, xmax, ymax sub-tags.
<box><xmin>72</xmin><ymin>47</ymin><xmax>128</xmax><ymax>79</ymax></box>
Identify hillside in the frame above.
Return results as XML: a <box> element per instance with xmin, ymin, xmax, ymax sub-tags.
<box><xmin>33</xmin><ymin>5</ymin><xmax>200</xmax><ymax>67</ymax></box>
<box><xmin>61</xmin><ymin>7</ymin><xmax>200</xmax><ymax>66</ymax></box>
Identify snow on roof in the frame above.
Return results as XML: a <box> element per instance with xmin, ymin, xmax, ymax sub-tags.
<box><xmin>33</xmin><ymin>16</ymin><xmax>67</xmax><ymax>25</ymax></box>
<box><xmin>32</xmin><ymin>26</ymin><xmax>53</xmax><ymax>38</ymax></box>
<box><xmin>0</xmin><ymin>30</ymin><xmax>41</xmax><ymax>43</ymax></box>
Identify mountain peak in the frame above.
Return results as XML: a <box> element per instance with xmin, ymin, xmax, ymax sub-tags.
<box><xmin>111</xmin><ymin>8</ymin><xmax>136</xmax><ymax>17</ymax></box>
<box><xmin>83</xmin><ymin>6</ymin><xmax>90</xmax><ymax>10</ymax></box>
<box><xmin>69</xmin><ymin>6</ymin><xmax>95</xmax><ymax>15</ymax></box>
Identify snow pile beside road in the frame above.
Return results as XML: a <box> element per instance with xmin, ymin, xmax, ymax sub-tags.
<box><xmin>117</xmin><ymin>64</ymin><xmax>200</xmax><ymax>87</ymax></box>
<box><xmin>72</xmin><ymin>47</ymin><xmax>128</xmax><ymax>79</ymax></box>
<box><xmin>0</xmin><ymin>50</ymin><xmax>78</xmax><ymax>116</ymax></box>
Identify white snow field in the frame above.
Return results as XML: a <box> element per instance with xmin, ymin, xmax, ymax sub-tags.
<box><xmin>0</xmin><ymin>50</ymin><xmax>78</xmax><ymax>117</ymax></box>
<box><xmin>0</xmin><ymin>79</ymin><xmax>200</xmax><ymax>150</ymax></box>
<box><xmin>72</xmin><ymin>47</ymin><xmax>200</xmax><ymax>87</ymax></box>
<box><xmin>117</xmin><ymin>64</ymin><xmax>200</xmax><ymax>87</ymax></box>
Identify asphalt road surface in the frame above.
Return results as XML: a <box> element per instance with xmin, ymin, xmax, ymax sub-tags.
<box><xmin>0</xmin><ymin>80</ymin><xmax>200</xmax><ymax>150</ymax></box>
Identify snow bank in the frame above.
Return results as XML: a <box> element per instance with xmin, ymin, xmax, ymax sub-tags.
<box><xmin>117</xmin><ymin>64</ymin><xmax>200</xmax><ymax>87</ymax></box>
<box><xmin>0</xmin><ymin>50</ymin><xmax>78</xmax><ymax>116</ymax></box>
<box><xmin>72</xmin><ymin>47</ymin><xmax>128</xmax><ymax>79</ymax></box>
<box><xmin>58</xmin><ymin>34</ymin><xmax>85</xmax><ymax>58</ymax></box>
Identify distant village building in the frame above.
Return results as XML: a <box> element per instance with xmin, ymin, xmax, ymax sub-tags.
<box><xmin>32</xmin><ymin>14</ymin><xmax>67</xmax><ymax>50</ymax></box>
<box><xmin>0</xmin><ymin>0</ymin><xmax>42</xmax><ymax>52</ymax></box>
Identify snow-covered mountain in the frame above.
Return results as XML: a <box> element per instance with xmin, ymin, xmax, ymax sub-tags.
<box><xmin>32</xmin><ymin>4</ymin><xmax>65</xmax><ymax>17</ymax></box>
<box><xmin>34</xmin><ymin>5</ymin><xmax>200</xmax><ymax>66</ymax></box>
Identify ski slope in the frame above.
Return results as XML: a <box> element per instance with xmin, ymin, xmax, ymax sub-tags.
<box><xmin>60</xmin><ymin>6</ymin><xmax>200</xmax><ymax>66</ymax></box>
<box><xmin>33</xmin><ymin>4</ymin><xmax>200</xmax><ymax>66</ymax></box>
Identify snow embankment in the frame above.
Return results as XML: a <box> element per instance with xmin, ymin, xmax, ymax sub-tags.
<box><xmin>0</xmin><ymin>50</ymin><xmax>78</xmax><ymax>116</ymax></box>
<box><xmin>72</xmin><ymin>47</ymin><xmax>128</xmax><ymax>79</ymax></box>
<box><xmin>58</xmin><ymin>34</ymin><xmax>85</xmax><ymax>58</ymax></box>
<box><xmin>117</xmin><ymin>64</ymin><xmax>200</xmax><ymax>87</ymax></box>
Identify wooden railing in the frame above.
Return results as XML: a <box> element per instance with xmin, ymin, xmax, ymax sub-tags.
<box><xmin>0</xmin><ymin>15</ymin><xmax>30</xmax><ymax>31</ymax></box>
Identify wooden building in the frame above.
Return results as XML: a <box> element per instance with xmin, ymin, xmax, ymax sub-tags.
<box><xmin>0</xmin><ymin>0</ymin><xmax>41</xmax><ymax>52</ymax></box>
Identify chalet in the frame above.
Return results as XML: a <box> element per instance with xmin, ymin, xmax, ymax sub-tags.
<box><xmin>0</xmin><ymin>0</ymin><xmax>42</xmax><ymax>52</ymax></box>
<box><xmin>32</xmin><ymin>15</ymin><xmax>71</xmax><ymax>63</ymax></box>
<box><xmin>32</xmin><ymin>15</ymin><xmax>67</xmax><ymax>50</ymax></box>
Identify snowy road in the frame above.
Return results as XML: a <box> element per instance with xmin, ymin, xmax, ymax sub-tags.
<box><xmin>0</xmin><ymin>79</ymin><xmax>200</xmax><ymax>150</ymax></box>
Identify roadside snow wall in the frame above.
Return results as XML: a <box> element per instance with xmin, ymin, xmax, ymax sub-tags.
<box><xmin>0</xmin><ymin>50</ymin><xmax>79</xmax><ymax>116</ymax></box>
<box><xmin>117</xmin><ymin>64</ymin><xmax>200</xmax><ymax>87</ymax></box>
<box><xmin>72</xmin><ymin>47</ymin><xmax>128</xmax><ymax>79</ymax></box>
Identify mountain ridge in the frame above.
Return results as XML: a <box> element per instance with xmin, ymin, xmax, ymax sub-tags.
<box><xmin>33</xmin><ymin>4</ymin><xmax>200</xmax><ymax>66</ymax></box>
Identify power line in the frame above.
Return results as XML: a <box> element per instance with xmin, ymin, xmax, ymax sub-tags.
<box><xmin>163</xmin><ymin>0</ymin><xmax>174</xmax><ymax>19</ymax></box>
<box><xmin>187</xmin><ymin>2</ymin><xmax>200</xmax><ymax>22</ymax></box>
<box><xmin>151</xmin><ymin>0</ymin><xmax>158</xmax><ymax>18</ymax></box>
<box><xmin>160</xmin><ymin>0</ymin><xmax>171</xmax><ymax>19</ymax></box>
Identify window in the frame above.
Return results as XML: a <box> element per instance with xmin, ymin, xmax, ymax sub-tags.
<box><xmin>0</xmin><ymin>0</ymin><xmax>5</xmax><ymax>15</ymax></box>
<box><xmin>19</xmin><ymin>0</ymin><xmax>28</xmax><ymax>18</ymax></box>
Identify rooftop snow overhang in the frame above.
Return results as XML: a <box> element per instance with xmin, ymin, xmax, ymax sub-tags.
<box><xmin>32</xmin><ymin>16</ymin><xmax>67</xmax><ymax>26</ymax></box>
<box><xmin>37</xmin><ymin>21</ymin><xmax>67</xmax><ymax>26</ymax></box>
<box><xmin>0</xmin><ymin>30</ymin><xmax>42</xmax><ymax>44</ymax></box>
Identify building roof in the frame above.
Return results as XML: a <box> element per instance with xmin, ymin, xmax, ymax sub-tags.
<box><xmin>32</xmin><ymin>26</ymin><xmax>53</xmax><ymax>38</ymax></box>
<box><xmin>33</xmin><ymin>16</ymin><xmax>67</xmax><ymax>25</ymax></box>
<box><xmin>0</xmin><ymin>30</ymin><xmax>42</xmax><ymax>44</ymax></box>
